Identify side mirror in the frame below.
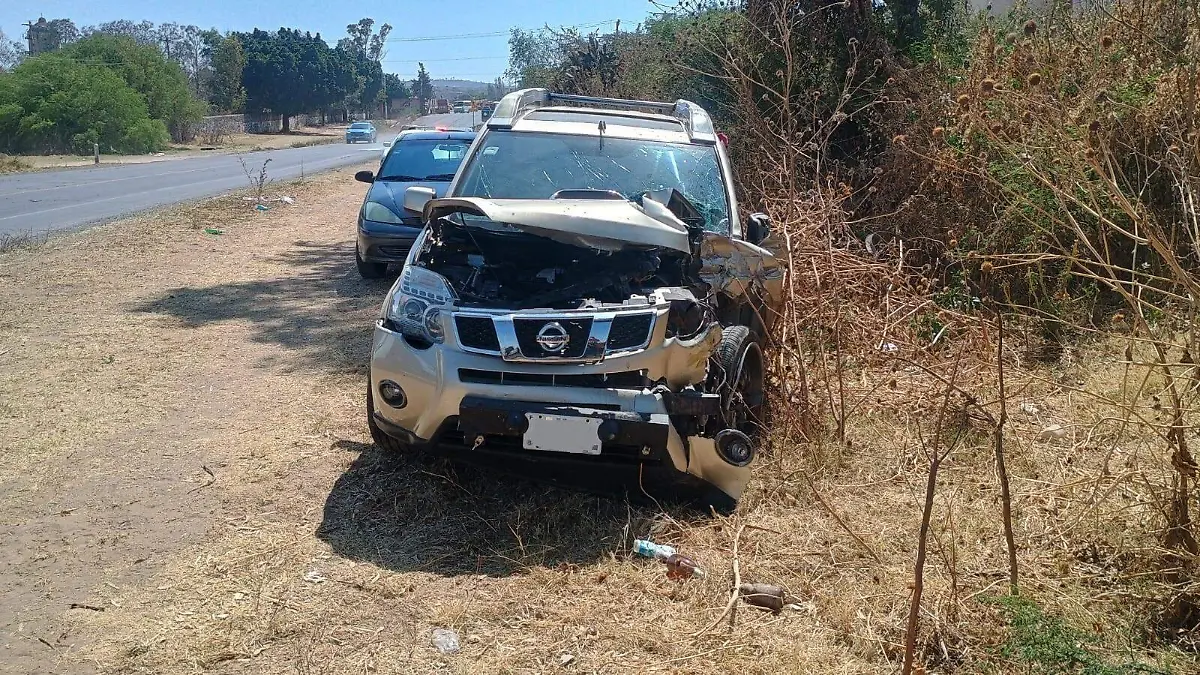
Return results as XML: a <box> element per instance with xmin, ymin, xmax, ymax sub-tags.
<box><xmin>746</xmin><ymin>212</ymin><xmax>772</xmax><ymax>245</ymax></box>
<box><xmin>354</xmin><ymin>170</ymin><xmax>375</xmax><ymax>184</ymax></box>
<box><xmin>403</xmin><ymin>186</ymin><xmax>437</xmax><ymax>215</ymax></box>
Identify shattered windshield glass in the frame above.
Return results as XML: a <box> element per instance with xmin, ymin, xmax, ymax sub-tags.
<box><xmin>454</xmin><ymin>131</ymin><xmax>731</xmax><ymax>234</ymax></box>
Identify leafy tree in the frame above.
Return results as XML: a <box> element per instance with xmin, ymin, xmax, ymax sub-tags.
<box><xmin>240</xmin><ymin>28</ymin><xmax>355</xmax><ymax>131</ymax></box>
<box><xmin>338</xmin><ymin>19</ymin><xmax>391</xmax><ymax>116</ymax></box>
<box><xmin>412</xmin><ymin>63</ymin><xmax>433</xmax><ymax>110</ymax></box>
<box><xmin>506</xmin><ymin>28</ymin><xmax>559</xmax><ymax>87</ymax></box>
<box><xmin>84</xmin><ymin>20</ymin><xmax>158</xmax><ymax>45</ymax></box>
<box><xmin>64</xmin><ymin>34</ymin><xmax>205</xmax><ymax>140</ymax></box>
<box><xmin>207</xmin><ymin>33</ymin><xmax>246</xmax><ymax>113</ymax></box>
<box><xmin>384</xmin><ymin>73</ymin><xmax>410</xmax><ymax>100</ymax></box>
<box><xmin>0</xmin><ymin>53</ymin><xmax>168</xmax><ymax>154</ymax></box>
<box><xmin>0</xmin><ymin>28</ymin><xmax>25</xmax><ymax>71</ymax></box>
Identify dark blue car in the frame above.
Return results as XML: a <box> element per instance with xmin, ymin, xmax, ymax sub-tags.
<box><xmin>353</xmin><ymin>130</ymin><xmax>476</xmax><ymax>278</ymax></box>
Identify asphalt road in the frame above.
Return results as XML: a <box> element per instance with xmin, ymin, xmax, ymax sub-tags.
<box><xmin>0</xmin><ymin>112</ymin><xmax>489</xmax><ymax>238</ymax></box>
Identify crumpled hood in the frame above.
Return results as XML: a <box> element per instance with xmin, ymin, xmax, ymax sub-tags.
<box><xmin>423</xmin><ymin>197</ymin><xmax>692</xmax><ymax>253</ymax></box>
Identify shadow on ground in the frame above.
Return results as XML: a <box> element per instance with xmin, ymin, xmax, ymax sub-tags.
<box><xmin>133</xmin><ymin>241</ymin><xmax>394</xmax><ymax>373</ymax></box>
<box><xmin>317</xmin><ymin>441</ymin><xmax>669</xmax><ymax>577</ymax></box>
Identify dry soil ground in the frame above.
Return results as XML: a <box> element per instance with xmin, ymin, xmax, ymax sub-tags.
<box><xmin>2</xmin><ymin>167</ymin><xmax>1193</xmax><ymax>675</ymax></box>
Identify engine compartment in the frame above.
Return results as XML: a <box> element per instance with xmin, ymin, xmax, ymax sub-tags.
<box><xmin>418</xmin><ymin>217</ymin><xmax>701</xmax><ymax>309</ymax></box>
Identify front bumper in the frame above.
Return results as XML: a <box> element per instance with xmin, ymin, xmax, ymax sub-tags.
<box><xmin>357</xmin><ymin>220</ymin><xmax>422</xmax><ymax>263</ymax></box>
<box><xmin>369</xmin><ymin>320</ymin><xmax>752</xmax><ymax>506</ymax></box>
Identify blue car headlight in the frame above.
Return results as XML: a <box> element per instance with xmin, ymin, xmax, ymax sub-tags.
<box><xmin>361</xmin><ymin>201</ymin><xmax>404</xmax><ymax>224</ymax></box>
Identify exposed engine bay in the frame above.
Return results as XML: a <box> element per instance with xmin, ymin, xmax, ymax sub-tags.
<box><xmin>417</xmin><ymin>217</ymin><xmax>701</xmax><ymax>310</ymax></box>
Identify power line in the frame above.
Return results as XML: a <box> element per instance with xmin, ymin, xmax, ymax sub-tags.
<box><xmin>381</xmin><ymin>55</ymin><xmax>505</xmax><ymax>63</ymax></box>
<box><xmin>383</xmin><ymin>19</ymin><xmax>619</xmax><ymax>43</ymax></box>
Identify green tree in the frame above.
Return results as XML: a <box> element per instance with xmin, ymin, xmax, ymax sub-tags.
<box><xmin>241</xmin><ymin>28</ymin><xmax>354</xmax><ymax>131</ymax></box>
<box><xmin>0</xmin><ymin>28</ymin><xmax>25</xmax><ymax>71</ymax></box>
<box><xmin>338</xmin><ymin>19</ymin><xmax>391</xmax><ymax>116</ymax></box>
<box><xmin>505</xmin><ymin>28</ymin><xmax>559</xmax><ymax>87</ymax></box>
<box><xmin>384</xmin><ymin>73</ymin><xmax>410</xmax><ymax>100</ymax></box>
<box><xmin>411</xmin><ymin>63</ymin><xmax>433</xmax><ymax>110</ymax></box>
<box><xmin>207</xmin><ymin>33</ymin><xmax>246</xmax><ymax>113</ymax></box>
<box><xmin>63</xmin><ymin>34</ymin><xmax>206</xmax><ymax>141</ymax></box>
<box><xmin>0</xmin><ymin>53</ymin><xmax>168</xmax><ymax>154</ymax></box>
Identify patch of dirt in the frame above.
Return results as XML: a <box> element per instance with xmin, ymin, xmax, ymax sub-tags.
<box><xmin>0</xmin><ymin>168</ymin><xmax>381</xmax><ymax>673</ymax></box>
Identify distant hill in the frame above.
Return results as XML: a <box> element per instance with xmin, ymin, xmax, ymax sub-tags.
<box><xmin>431</xmin><ymin>79</ymin><xmax>492</xmax><ymax>98</ymax></box>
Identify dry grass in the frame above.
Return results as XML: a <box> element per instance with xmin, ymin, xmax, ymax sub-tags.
<box><xmin>0</xmin><ymin>153</ymin><xmax>32</xmax><ymax>174</ymax></box>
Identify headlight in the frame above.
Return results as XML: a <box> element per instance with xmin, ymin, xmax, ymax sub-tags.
<box><xmin>382</xmin><ymin>266</ymin><xmax>453</xmax><ymax>344</ymax></box>
<box><xmin>362</xmin><ymin>201</ymin><xmax>404</xmax><ymax>224</ymax></box>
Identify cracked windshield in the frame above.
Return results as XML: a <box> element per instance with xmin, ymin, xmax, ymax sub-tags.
<box><xmin>2</xmin><ymin>0</ymin><xmax>1197</xmax><ymax>674</ymax></box>
<box><xmin>456</xmin><ymin>131</ymin><xmax>731</xmax><ymax>232</ymax></box>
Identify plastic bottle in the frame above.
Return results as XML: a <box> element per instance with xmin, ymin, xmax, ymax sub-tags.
<box><xmin>632</xmin><ymin>539</ymin><xmax>676</xmax><ymax>560</ymax></box>
<box><xmin>664</xmin><ymin>553</ymin><xmax>706</xmax><ymax>579</ymax></box>
<box><xmin>632</xmin><ymin>539</ymin><xmax>706</xmax><ymax>579</ymax></box>
<box><xmin>738</xmin><ymin>583</ymin><xmax>785</xmax><ymax>613</ymax></box>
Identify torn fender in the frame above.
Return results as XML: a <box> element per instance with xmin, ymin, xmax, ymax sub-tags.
<box><xmin>699</xmin><ymin>234</ymin><xmax>785</xmax><ymax>311</ymax></box>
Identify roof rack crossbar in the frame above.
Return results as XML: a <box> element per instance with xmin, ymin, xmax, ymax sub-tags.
<box><xmin>544</xmin><ymin>92</ymin><xmax>675</xmax><ymax>115</ymax></box>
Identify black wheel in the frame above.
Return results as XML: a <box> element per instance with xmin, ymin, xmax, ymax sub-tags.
<box><xmin>367</xmin><ymin>385</ymin><xmax>408</xmax><ymax>453</ymax></box>
<box><xmin>356</xmin><ymin>247</ymin><xmax>388</xmax><ymax>279</ymax></box>
<box><xmin>709</xmin><ymin>325</ymin><xmax>766</xmax><ymax>437</ymax></box>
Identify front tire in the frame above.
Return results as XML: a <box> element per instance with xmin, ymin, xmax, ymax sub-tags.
<box><xmin>356</xmin><ymin>247</ymin><xmax>388</xmax><ymax>279</ymax></box>
<box><xmin>367</xmin><ymin>386</ymin><xmax>408</xmax><ymax>454</ymax></box>
<box><xmin>709</xmin><ymin>325</ymin><xmax>766</xmax><ymax>438</ymax></box>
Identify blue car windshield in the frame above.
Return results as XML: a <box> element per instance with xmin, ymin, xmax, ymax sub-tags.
<box><xmin>350</xmin><ymin>123</ymin><xmax>372</xmax><ymax>129</ymax></box>
<box><xmin>378</xmin><ymin>139</ymin><xmax>471</xmax><ymax>181</ymax></box>
<box><xmin>454</xmin><ymin>130</ymin><xmax>730</xmax><ymax>234</ymax></box>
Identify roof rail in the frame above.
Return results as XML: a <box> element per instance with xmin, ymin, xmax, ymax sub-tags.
<box><xmin>486</xmin><ymin>88</ymin><xmax>717</xmax><ymax>145</ymax></box>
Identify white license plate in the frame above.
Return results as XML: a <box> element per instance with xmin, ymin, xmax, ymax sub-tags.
<box><xmin>522</xmin><ymin>414</ymin><xmax>603</xmax><ymax>455</ymax></box>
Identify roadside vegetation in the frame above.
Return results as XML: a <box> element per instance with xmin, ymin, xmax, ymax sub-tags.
<box><xmin>507</xmin><ymin>0</ymin><xmax>1200</xmax><ymax>670</ymax></box>
<box><xmin>0</xmin><ymin>17</ymin><xmax>407</xmax><ymax>157</ymax></box>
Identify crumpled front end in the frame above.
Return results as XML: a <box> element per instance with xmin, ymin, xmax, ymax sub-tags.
<box><xmin>369</xmin><ymin>195</ymin><xmax>780</xmax><ymax>507</ymax></box>
<box><xmin>370</xmin><ymin>288</ymin><xmax>752</xmax><ymax>504</ymax></box>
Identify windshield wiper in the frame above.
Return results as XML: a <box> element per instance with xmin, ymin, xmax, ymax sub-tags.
<box><xmin>422</xmin><ymin>173</ymin><xmax>457</xmax><ymax>181</ymax></box>
<box><xmin>376</xmin><ymin>174</ymin><xmax>423</xmax><ymax>182</ymax></box>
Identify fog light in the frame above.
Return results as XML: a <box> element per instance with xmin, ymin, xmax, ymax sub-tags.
<box><xmin>714</xmin><ymin>429</ymin><xmax>754</xmax><ymax>467</ymax></box>
<box><xmin>378</xmin><ymin>380</ymin><xmax>407</xmax><ymax>408</ymax></box>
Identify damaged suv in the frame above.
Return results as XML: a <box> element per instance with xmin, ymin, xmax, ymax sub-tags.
<box><xmin>367</xmin><ymin>89</ymin><xmax>783</xmax><ymax>510</ymax></box>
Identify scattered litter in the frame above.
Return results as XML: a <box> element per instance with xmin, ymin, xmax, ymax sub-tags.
<box><xmin>1039</xmin><ymin>424</ymin><xmax>1068</xmax><ymax>441</ymax></box>
<box><xmin>1020</xmin><ymin>401</ymin><xmax>1040</xmax><ymax>416</ymax></box>
<box><xmin>632</xmin><ymin>539</ymin><xmax>705</xmax><ymax>579</ymax></box>
<box><xmin>560</xmin><ymin>653</ymin><xmax>575</xmax><ymax>666</ymax></box>
<box><xmin>232</xmin><ymin>592</ymin><xmax>246</xmax><ymax>601</ymax></box>
<box><xmin>68</xmin><ymin>603</ymin><xmax>105</xmax><ymax>612</ymax></box>
<box><xmin>431</xmin><ymin>628</ymin><xmax>460</xmax><ymax>654</ymax></box>
<box><xmin>280</xmin><ymin>196</ymin><xmax>295</xmax><ymax>205</ymax></box>
<box><xmin>879</xmin><ymin>341</ymin><xmax>898</xmax><ymax>353</ymax></box>
<box><xmin>204</xmin><ymin>228</ymin><xmax>224</xmax><ymax>235</ymax></box>
<box><xmin>303</xmin><ymin>570</ymin><xmax>326</xmax><ymax>584</ymax></box>
<box><xmin>738</xmin><ymin>583</ymin><xmax>785</xmax><ymax>613</ymax></box>
<box><xmin>153</xmin><ymin>152</ymin><xmax>165</xmax><ymax>157</ymax></box>
<box><xmin>255</xmin><ymin>204</ymin><xmax>270</xmax><ymax>211</ymax></box>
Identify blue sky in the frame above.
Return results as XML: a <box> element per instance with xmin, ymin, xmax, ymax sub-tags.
<box><xmin>1</xmin><ymin>0</ymin><xmax>658</xmax><ymax>81</ymax></box>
